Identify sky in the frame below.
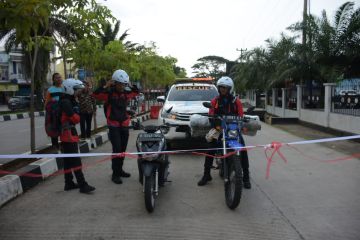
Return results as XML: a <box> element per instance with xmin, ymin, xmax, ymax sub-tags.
<box><xmin>100</xmin><ymin>0</ymin><xmax>359</xmax><ymax>77</ymax></box>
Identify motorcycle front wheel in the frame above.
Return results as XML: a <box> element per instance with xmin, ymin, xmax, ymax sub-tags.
<box><xmin>144</xmin><ymin>174</ymin><xmax>156</xmax><ymax>213</ymax></box>
<box><xmin>224</xmin><ymin>154</ymin><xmax>242</xmax><ymax>209</ymax></box>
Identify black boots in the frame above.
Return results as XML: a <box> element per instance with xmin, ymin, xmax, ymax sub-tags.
<box><xmin>64</xmin><ymin>181</ymin><xmax>79</xmax><ymax>191</ymax></box>
<box><xmin>198</xmin><ymin>167</ymin><xmax>212</xmax><ymax>186</ymax></box>
<box><xmin>119</xmin><ymin>170</ymin><xmax>131</xmax><ymax>178</ymax></box>
<box><xmin>112</xmin><ymin>169</ymin><xmax>131</xmax><ymax>184</ymax></box>
<box><xmin>79</xmin><ymin>183</ymin><xmax>96</xmax><ymax>193</ymax></box>
<box><xmin>112</xmin><ymin>175</ymin><xmax>123</xmax><ymax>184</ymax></box>
<box><xmin>65</xmin><ymin>181</ymin><xmax>95</xmax><ymax>193</ymax></box>
<box><xmin>197</xmin><ymin>174</ymin><xmax>212</xmax><ymax>186</ymax></box>
<box><xmin>243</xmin><ymin>169</ymin><xmax>251</xmax><ymax>189</ymax></box>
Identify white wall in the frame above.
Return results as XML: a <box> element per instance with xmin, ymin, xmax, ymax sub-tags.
<box><xmin>299</xmin><ymin>109</ymin><xmax>326</xmax><ymax>127</ymax></box>
<box><xmin>285</xmin><ymin>109</ymin><xmax>299</xmax><ymax>118</ymax></box>
<box><xmin>329</xmin><ymin>113</ymin><xmax>360</xmax><ymax>134</ymax></box>
<box><xmin>274</xmin><ymin>107</ymin><xmax>283</xmax><ymax>117</ymax></box>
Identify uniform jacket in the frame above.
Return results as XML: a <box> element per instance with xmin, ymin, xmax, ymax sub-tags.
<box><xmin>92</xmin><ymin>86</ymin><xmax>139</xmax><ymax>127</ymax></box>
<box><xmin>59</xmin><ymin>95</ymin><xmax>80</xmax><ymax>143</ymax></box>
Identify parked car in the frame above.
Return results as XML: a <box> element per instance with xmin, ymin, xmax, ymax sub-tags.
<box><xmin>7</xmin><ymin>95</ymin><xmax>43</xmax><ymax>111</ymax></box>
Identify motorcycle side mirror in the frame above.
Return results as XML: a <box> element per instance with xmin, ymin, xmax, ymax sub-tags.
<box><xmin>159</xmin><ymin>125</ymin><xmax>170</xmax><ymax>134</ymax></box>
<box><xmin>246</xmin><ymin>106</ymin><xmax>255</xmax><ymax>114</ymax></box>
<box><xmin>202</xmin><ymin>102</ymin><xmax>212</xmax><ymax>108</ymax></box>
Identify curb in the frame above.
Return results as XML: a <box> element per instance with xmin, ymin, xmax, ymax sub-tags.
<box><xmin>0</xmin><ymin>111</ymin><xmax>45</xmax><ymax>122</ymax></box>
<box><xmin>0</xmin><ymin>112</ymin><xmax>151</xmax><ymax>207</ymax></box>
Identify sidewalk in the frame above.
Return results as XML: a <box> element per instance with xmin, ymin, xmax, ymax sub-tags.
<box><xmin>0</xmin><ymin>105</ymin><xmax>9</xmax><ymax>111</ymax></box>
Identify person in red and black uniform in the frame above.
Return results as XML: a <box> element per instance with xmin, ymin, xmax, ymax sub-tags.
<box><xmin>60</xmin><ymin>79</ymin><xmax>95</xmax><ymax>193</ymax></box>
<box><xmin>92</xmin><ymin>69</ymin><xmax>139</xmax><ymax>184</ymax></box>
<box><xmin>198</xmin><ymin>76</ymin><xmax>251</xmax><ymax>189</ymax></box>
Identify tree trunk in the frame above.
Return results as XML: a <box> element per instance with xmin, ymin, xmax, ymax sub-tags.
<box><xmin>63</xmin><ymin>52</ymin><xmax>67</xmax><ymax>78</ymax></box>
<box><xmin>30</xmin><ymin>42</ymin><xmax>39</xmax><ymax>153</ymax></box>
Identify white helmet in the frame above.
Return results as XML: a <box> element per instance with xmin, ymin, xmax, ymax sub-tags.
<box><xmin>217</xmin><ymin>76</ymin><xmax>234</xmax><ymax>93</ymax></box>
<box><xmin>62</xmin><ymin>78</ymin><xmax>84</xmax><ymax>95</ymax></box>
<box><xmin>112</xmin><ymin>69</ymin><xmax>129</xmax><ymax>84</ymax></box>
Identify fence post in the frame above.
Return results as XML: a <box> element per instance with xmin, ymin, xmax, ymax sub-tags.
<box><xmin>282</xmin><ymin>88</ymin><xmax>286</xmax><ymax>117</ymax></box>
<box><xmin>324</xmin><ymin>83</ymin><xmax>336</xmax><ymax>127</ymax></box>
<box><xmin>253</xmin><ymin>90</ymin><xmax>257</xmax><ymax>107</ymax></box>
<box><xmin>265</xmin><ymin>91</ymin><xmax>268</xmax><ymax>109</ymax></box>
<box><xmin>296</xmin><ymin>85</ymin><xmax>302</xmax><ymax>119</ymax></box>
<box><xmin>272</xmin><ymin>88</ymin><xmax>276</xmax><ymax>115</ymax></box>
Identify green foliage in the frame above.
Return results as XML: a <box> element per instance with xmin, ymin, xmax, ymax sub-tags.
<box><xmin>192</xmin><ymin>55</ymin><xmax>229</xmax><ymax>79</ymax></box>
<box><xmin>71</xmin><ymin>40</ymin><xmax>180</xmax><ymax>88</ymax></box>
<box><xmin>230</xmin><ymin>1</ymin><xmax>360</xmax><ymax>91</ymax></box>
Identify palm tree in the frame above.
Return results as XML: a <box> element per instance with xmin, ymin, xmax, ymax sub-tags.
<box><xmin>98</xmin><ymin>20</ymin><xmax>139</xmax><ymax>51</ymax></box>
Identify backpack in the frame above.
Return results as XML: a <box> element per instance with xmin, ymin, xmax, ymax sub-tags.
<box><xmin>45</xmin><ymin>99</ymin><xmax>61</xmax><ymax>137</ymax></box>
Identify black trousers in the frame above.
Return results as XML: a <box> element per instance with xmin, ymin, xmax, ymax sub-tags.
<box><xmin>204</xmin><ymin>135</ymin><xmax>249</xmax><ymax>172</ymax></box>
<box><xmin>61</xmin><ymin>142</ymin><xmax>86</xmax><ymax>186</ymax></box>
<box><xmin>108</xmin><ymin>126</ymin><xmax>129</xmax><ymax>176</ymax></box>
<box><xmin>51</xmin><ymin>137</ymin><xmax>59</xmax><ymax>149</ymax></box>
<box><xmin>80</xmin><ymin>113</ymin><xmax>93</xmax><ymax>138</ymax></box>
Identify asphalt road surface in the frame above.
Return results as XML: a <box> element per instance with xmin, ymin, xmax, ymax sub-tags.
<box><xmin>0</xmin><ymin>120</ymin><xmax>359</xmax><ymax>240</ymax></box>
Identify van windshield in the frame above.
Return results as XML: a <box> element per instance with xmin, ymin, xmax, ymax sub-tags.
<box><xmin>167</xmin><ymin>85</ymin><xmax>218</xmax><ymax>101</ymax></box>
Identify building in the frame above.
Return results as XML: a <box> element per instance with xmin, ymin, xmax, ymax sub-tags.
<box><xmin>0</xmin><ymin>47</ymin><xmax>29</xmax><ymax>104</ymax></box>
<box><xmin>0</xmin><ymin>46</ymin><xmax>57</xmax><ymax>105</ymax></box>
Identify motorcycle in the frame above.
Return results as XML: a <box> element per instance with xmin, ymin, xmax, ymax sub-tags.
<box><xmin>203</xmin><ymin>102</ymin><xmax>260</xmax><ymax>209</ymax></box>
<box><xmin>136</xmin><ymin>124</ymin><xmax>170</xmax><ymax>213</ymax></box>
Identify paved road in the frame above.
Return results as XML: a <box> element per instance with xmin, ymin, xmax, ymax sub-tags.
<box><xmin>0</xmin><ymin>120</ymin><xmax>359</xmax><ymax>239</ymax></box>
<box><xmin>0</xmin><ymin>113</ymin><xmax>107</xmax><ymax>155</ymax></box>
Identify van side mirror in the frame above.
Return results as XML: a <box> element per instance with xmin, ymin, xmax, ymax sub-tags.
<box><xmin>202</xmin><ymin>102</ymin><xmax>212</xmax><ymax>108</ymax></box>
<box><xmin>157</xmin><ymin>96</ymin><xmax>165</xmax><ymax>103</ymax></box>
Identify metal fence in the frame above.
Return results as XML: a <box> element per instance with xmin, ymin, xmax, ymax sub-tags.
<box><xmin>285</xmin><ymin>87</ymin><xmax>297</xmax><ymax>110</ymax></box>
<box><xmin>331</xmin><ymin>80</ymin><xmax>360</xmax><ymax>116</ymax></box>
<box><xmin>275</xmin><ymin>89</ymin><xmax>282</xmax><ymax>107</ymax></box>
<box><xmin>267</xmin><ymin>90</ymin><xmax>272</xmax><ymax>106</ymax></box>
<box><xmin>302</xmin><ymin>85</ymin><xmax>324</xmax><ymax>110</ymax></box>
<box><xmin>255</xmin><ymin>91</ymin><xmax>265</xmax><ymax>108</ymax></box>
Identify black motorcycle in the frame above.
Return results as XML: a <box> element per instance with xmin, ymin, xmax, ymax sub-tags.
<box><xmin>136</xmin><ymin>125</ymin><xmax>170</xmax><ymax>213</ymax></box>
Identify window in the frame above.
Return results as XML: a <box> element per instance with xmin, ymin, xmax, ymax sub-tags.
<box><xmin>13</xmin><ymin>62</ymin><xmax>17</xmax><ymax>74</ymax></box>
<box><xmin>167</xmin><ymin>85</ymin><xmax>218</xmax><ymax>101</ymax></box>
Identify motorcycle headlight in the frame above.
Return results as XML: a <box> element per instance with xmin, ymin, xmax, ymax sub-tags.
<box><xmin>227</xmin><ymin>129</ymin><xmax>238</xmax><ymax>139</ymax></box>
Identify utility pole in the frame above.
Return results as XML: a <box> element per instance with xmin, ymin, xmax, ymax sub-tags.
<box><xmin>301</xmin><ymin>0</ymin><xmax>308</xmax><ymax>86</ymax></box>
<box><xmin>302</xmin><ymin>0</ymin><xmax>307</xmax><ymax>48</ymax></box>
<box><xmin>236</xmin><ymin>48</ymin><xmax>247</xmax><ymax>62</ymax></box>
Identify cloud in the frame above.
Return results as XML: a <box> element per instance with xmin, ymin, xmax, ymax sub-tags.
<box><xmin>102</xmin><ymin>0</ymin><xmax>357</xmax><ymax>76</ymax></box>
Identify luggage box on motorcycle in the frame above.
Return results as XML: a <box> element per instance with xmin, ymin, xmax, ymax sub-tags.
<box><xmin>242</xmin><ymin>119</ymin><xmax>261</xmax><ymax>136</ymax></box>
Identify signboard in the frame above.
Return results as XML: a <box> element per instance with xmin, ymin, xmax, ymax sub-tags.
<box><xmin>0</xmin><ymin>83</ymin><xmax>19</xmax><ymax>92</ymax></box>
<box><xmin>78</xmin><ymin>69</ymin><xmax>85</xmax><ymax>81</ymax></box>
<box><xmin>176</xmin><ymin>86</ymin><xmax>210</xmax><ymax>90</ymax></box>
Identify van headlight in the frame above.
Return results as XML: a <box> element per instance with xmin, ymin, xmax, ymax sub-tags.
<box><xmin>161</xmin><ymin>111</ymin><xmax>176</xmax><ymax>120</ymax></box>
<box><xmin>227</xmin><ymin>130</ymin><xmax>238</xmax><ymax>139</ymax></box>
